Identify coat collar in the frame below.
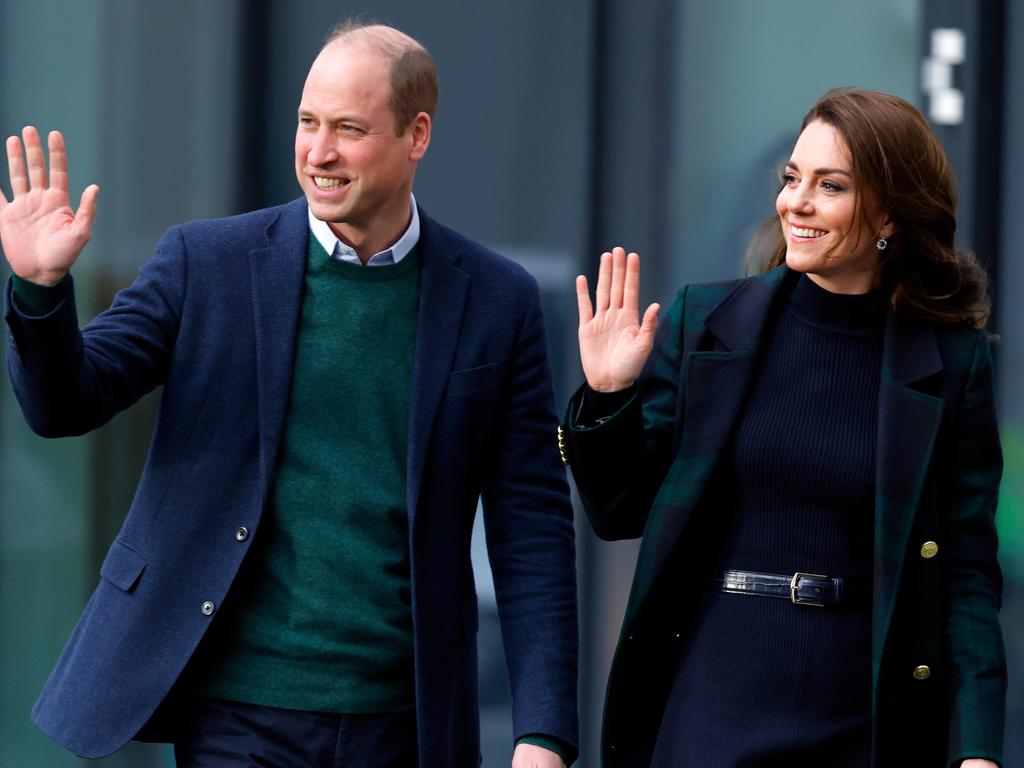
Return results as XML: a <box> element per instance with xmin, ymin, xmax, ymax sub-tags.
<box><xmin>405</xmin><ymin>207</ymin><xmax>470</xmax><ymax>525</ymax></box>
<box><xmin>249</xmin><ymin>198</ymin><xmax>309</xmax><ymax>500</ymax></box>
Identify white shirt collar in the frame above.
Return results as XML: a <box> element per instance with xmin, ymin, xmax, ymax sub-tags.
<box><xmin>307</xmin><ymin>195</ymin><xmax>420</xmax><ymax>266</ymax></box>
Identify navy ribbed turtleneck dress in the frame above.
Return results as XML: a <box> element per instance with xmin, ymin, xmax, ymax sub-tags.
<box><xmin>649</xmin><ymin>274</ymin><xmax>885</xmax><ymax>767</ymax></box>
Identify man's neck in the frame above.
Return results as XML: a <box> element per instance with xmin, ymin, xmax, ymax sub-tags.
<box><xmin>330</xmin><ymin>209</ymin><xmax>412</xmax><ymax>264</ymax></box>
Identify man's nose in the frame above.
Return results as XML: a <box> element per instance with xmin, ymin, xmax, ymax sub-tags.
<box><xmin>307</xmin><ymin>129</ymin><xmax>338</xmax><ymax>166</ymax></box>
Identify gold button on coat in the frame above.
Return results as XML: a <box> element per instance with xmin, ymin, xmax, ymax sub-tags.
<box><xmin>913</xmin><ymin>665</ymin><xmax>931</xmax><ymax>680</ymax></box>
<box><xmin>920</xmin><ymin>541</ymin><xmax>939</xmax><ymax>558</ymax></box>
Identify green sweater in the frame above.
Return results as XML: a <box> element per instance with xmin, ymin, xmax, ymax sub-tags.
<box><xmin>198</xmin><ymin>235</ymin><xmax>420</xmax><ymax>712</ymax></box>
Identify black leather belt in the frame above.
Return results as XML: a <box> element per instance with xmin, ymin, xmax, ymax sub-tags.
<box><xmin>710</xmin><ymin>569</ymin><xmax>868</xmax><ymax>607</ymax></box>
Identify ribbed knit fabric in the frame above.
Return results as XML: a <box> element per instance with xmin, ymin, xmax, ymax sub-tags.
<box><xmin>652</xmin><ymin>275</ymin><xmax>884</xmax><ymax>767</ymax></box>
<box><xmin>196</xmin><ymin>234</ymin><xmax>420</xmax><ymax>713</ymax></box>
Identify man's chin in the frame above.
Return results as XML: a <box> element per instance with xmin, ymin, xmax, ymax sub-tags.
<box><xmin>306</xmin><ymin>198</ymin><xmax>347</xmax><ymax>223</ymax></box>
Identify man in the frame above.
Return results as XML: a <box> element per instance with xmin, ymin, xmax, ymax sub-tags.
<box><xmin>1</xmin><ymin>21</ymin><xmax>577</xmax><ymax>768</ymax></box>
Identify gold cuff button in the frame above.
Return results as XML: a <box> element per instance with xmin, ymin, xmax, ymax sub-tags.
<box><xmin>920</xmin><ymin>541</ymin><xmax>938</xmax><ymax>559</ymax></box>
<box><xmin>913</xmin><ymin>665</ymin><xmax>931</xmax><ymax>680</ymax></box>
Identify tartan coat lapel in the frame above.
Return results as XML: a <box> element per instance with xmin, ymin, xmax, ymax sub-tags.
<box><xmin>626</xmin><ymin>267</ymin><xmax>789</xmax><ymax>627</ymax></box>
<box><xmin>871</xmin><ymin>313</ymin><xmax>944</xmax><ymax>686</ymax></box>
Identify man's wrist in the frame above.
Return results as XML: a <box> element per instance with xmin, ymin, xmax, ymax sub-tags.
<box><xmin>515</xmin><ymin>734</ymin><xmax>573</xmax><ymax>766</ymax></box>
<box><xmin>11</xmin><ymin>273</ymin><xmax>72</xmax><ymax>316</ymax></box>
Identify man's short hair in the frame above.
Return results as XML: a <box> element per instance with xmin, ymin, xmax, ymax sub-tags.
<box><xmin>323</xmin><ymin>20</ymin><xmax>439</xmax><ymax>136</ymax></box>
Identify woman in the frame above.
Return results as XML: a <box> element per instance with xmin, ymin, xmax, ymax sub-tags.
<box><xmin>562</xmin><ymin>89</ymin><xmax>1006</xmax><ymax>767</ymax></box>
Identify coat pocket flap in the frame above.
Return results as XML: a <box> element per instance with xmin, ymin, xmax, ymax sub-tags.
<box><xmin>99</xmin><ymin>540</ymin><xmax>147</xmax><ymax>593</ymax></box>
<box><xmin>446</xmin><ymin>363</ymin><xmax>498</xmax><ymax>396</ymax></box>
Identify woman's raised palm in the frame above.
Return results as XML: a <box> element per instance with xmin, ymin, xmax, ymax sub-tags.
<box><xmin>577</xmin><ymin>247</ymin><xmax>660</xmax><ymax>392</ymax></box>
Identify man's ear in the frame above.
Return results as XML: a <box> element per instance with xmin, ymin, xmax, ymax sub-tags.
<box><xmin>408</xmin><ymin>112</ymin><xmax>431</xmax><ymax>161</ymax></box>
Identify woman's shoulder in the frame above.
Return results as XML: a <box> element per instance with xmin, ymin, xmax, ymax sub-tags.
<box><xmin>667</xmin><ymin>265</ymin><xmax>788</xmax><ymax>326</ymax></box>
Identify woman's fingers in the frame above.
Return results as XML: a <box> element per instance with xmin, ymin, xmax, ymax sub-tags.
<box><xmin>639</xmin><ymin>302</ymin><xmax>661</xmax><ymax>344</ymax></box>
<box><xmin>609</xmin><ymin>247</ymin><xmax>626</xmax><ymax>309</ymax></box>
<box><xmin>576</xmin><ymin>274</ymin><xmax>593</xmax><ymax>324</ymax></box>
<box><xmin>623</xmin><ymin>251</ymin><xmax>641</xmax><ymax>312</ymax></box>
<box><xmin>23</xmin><ymin>126</ymin><xmax>47</xmax><ymax>191</ymax></box>
<box><xmin>595</xmin><ymin>250</ymin><xmax>612</xmax><ymax>312</ymax></box>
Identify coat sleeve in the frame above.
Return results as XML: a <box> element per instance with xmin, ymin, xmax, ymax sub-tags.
<box><xmin>561</xmin><ymin>286</ymin><xmax>687</xmax><ymax>540</ymax></box>
<box><xmin>479</xmin><ymin>279</ymin><xmax>579</xmax><ymax>762</ymax></box>
<box><xmin>5</xmin><ymin>226</ymin><xmax>186</xmax><ymax>437</ymax></box>
<box><xmin>944</xmin><ymin>332</ymin><xmax>1007</xmax><ymax>766</ymax></box>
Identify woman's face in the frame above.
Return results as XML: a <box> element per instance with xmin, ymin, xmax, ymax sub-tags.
<box><xmin>776</xmin><ymin>120</ymin><xmax>893</xmax><ymax>294</ymax></box>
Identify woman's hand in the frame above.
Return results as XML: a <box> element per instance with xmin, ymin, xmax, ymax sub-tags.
<box><xmin>960</xmin><ymin>760</ymin><xmax>998</xmax><ymax>768</ymax></box>
<box><xmin>576</xmin><ymin>246</ymin><xmax>660</xmax><ymax>392</ymax></box>
<box><xmin>0</xmin><ymin>126</ymin><xmax>98</xmax><ymax>286</ymax></box>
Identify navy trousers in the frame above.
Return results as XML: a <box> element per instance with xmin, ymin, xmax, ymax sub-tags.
<box><xmin>172</xmin><ymin>698</ymin><xmax>418</xmax><ymax>767</ymax></box>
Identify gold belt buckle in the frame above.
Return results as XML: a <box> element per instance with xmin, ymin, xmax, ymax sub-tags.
<box><xmin>790</xmin><ymin>572</ymin><xmax>828</xmax><ymax>607</ymax></box>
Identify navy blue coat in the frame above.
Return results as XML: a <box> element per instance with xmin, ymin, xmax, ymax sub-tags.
<box><xmin>4</xmin><ymin>198</ymin><xmax>579</xmax><ymax>765</ymax></box>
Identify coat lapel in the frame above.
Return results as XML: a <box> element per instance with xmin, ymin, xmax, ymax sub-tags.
<box><xmin>405</xmin><ymin>210</ymin><xmax>470</xmax><ymax>526</ymax></box>
<box><xmin>249</xmin><ymin>199</ymin><xmax>308</xmax><ymax>502</ymax></box>
<box><xmin>872</xmin><ymin>314</ymin><xmax>944</xmax><ymax>675</ymax></box>
<box><xmin>627</xmin><ymin>267</ymin><xmax>791</xmax><ymax>625</ymax></box>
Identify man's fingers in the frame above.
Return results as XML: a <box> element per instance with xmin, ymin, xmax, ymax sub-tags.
<box><xmin>0</xmin><ymin>188</ymin><xmax>8</xmax><ymax>210</ymax></box>
<box><xmin>7</xmin><ymin>135</ymin><xmax>28</xmax><ymax>196</ymax></box>
<box><xmin>22</xmin><ymin>126</ymin><xmax>47</xmax><ymax>191</ymax></box>
<box><xmin>595</xmin><ymin>250</ymin><xmax>612</xmax><ymax>313</ymax></box>
<box><xmin>48</xmin><ymin>131</ymin><xmax>68</xmax><ymax>193</ymax></box>
<box><xmin>576</xmin><ymin>274</ymin><xmax>594</xmax><ymax>324</ymax></box>
<box><xmin>609</xmin><ymin>246</ymin><xmax>627</xmax><ymax>309</ymax></box>
<box><xmin>74</xmin><ymin>184</ymin><xmax>100</xmax><ymax>238</ymax></box>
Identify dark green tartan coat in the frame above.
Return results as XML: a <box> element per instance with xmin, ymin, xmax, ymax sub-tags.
<box><xmin>564</xmin><ymin>266</ymin><xmax>1006</xmax><ymax>767</ymax></box>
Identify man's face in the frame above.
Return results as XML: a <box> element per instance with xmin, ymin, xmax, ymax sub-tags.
<box><xmin>295</xmin><ymin>44</ymin><xmax>427</xmax><ymax>250</ymax></box>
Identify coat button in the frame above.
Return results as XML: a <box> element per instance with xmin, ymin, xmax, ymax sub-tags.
<box><xmin>913</xmin><ymin>665</ymin><xmax>931</xmax><ymax>680</ymax></box>
<box><xmin>235</xmin><ymin>527</ymin><xmax>249</xmax><ymax>542</ymax></box>
<box><xmin>920</xmin><ymin>541</ymin><xmax>938</xmax><ymax>558</ymax></box>
<box><xmin>201</xmin><ymin>601</ymin><xmax>216</xmax><ymax>616</ymax></box>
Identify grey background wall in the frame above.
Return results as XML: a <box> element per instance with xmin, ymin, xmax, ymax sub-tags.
<box><xmin>1</xmin><ymin>1</ymin><xmax>1021</xmax><ymax>766</ymax></box>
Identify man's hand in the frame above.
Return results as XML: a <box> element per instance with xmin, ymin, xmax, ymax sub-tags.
<box><xmin>511</xmin><ymin>743</ymin><xmax>565</xmax><ymax>768</ymax></box>
<box><xmin>577</xmin><ymin>246</ymin><xmax>660</xmax><ymax>393</ymax></box>
<box><xmin>0</xmin><ymin>126</ymin><xmax>98</xmax><ymax>286</ymax></box>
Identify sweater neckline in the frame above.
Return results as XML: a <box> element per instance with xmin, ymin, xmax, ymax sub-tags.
<box><xmin>789</xmin><ymin>274</ymin><xmax>886</xmax><ymax>332</ymax></box>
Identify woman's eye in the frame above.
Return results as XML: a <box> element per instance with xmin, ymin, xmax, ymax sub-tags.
<box><xmin>822</xmin><ymin>180</ymin><xmax>845</xmax><ymax>192</ymax></box>
<box><xmin>781</xmin><ymin>172</ymin><xmax>797</xmax><ymax>185</ymax></box>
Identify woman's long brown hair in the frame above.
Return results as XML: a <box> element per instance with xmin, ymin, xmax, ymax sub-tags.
<box><xmin>747</xmin><ymin>88</ymin><xmax>991</xmax><ymax>330</ymax></box>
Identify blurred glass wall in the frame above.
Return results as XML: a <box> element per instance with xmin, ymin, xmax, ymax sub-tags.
<box><xmin>1</xmin><ymin>1</ymin><xmax>1020</xmax><ymax>766</ymax></box>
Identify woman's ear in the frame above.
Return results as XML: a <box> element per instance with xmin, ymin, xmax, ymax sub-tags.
<box><xmin>878</xmin><ymin>215</ymin><xmax>896</xmax><ymax>240</ymax></box>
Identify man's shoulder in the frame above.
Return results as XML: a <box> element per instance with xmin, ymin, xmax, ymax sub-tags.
<box><xmin>172</xmin><ymin>198</ymin><xmax>306</xmax><ymax>247</ymax></box>
<box><xmin>418</xmin><ymin>209</ymin><xmax>536</xmax><ymax>290</ymax></box>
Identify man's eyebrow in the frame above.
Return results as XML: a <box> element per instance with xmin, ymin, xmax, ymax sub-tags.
<box><xmin>786</xmin><ymin>161</ymin><xmax>853</xmax><ymax>177</ymax></box>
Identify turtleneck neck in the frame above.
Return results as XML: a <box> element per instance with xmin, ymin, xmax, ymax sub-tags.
<box><xmin>789</xmin><ymin>274</ymin><xmax>887</xmax><ymax>333</ymax></box>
